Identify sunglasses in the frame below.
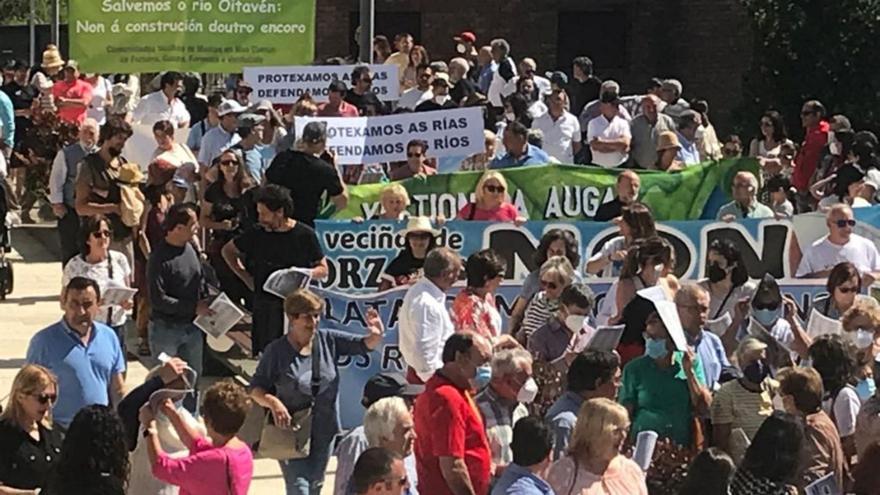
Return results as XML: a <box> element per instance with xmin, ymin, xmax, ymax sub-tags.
<box><xmin>837</xmin><ymin>286</ymin><xmax>860</xmax><ymax>294</ymax></box>
<box><xmin>408</xmin><ymin>232</ymin><xmax>433</xmax><ymax>240</ymax></box>
<box><xmin>91</xmin><ymin>230</ymin><xmax>111</xmax><ymax>239</ymax></box>
<box><xmin>220</xmin><ymin>159</ymin><xmax>239</xmax><ymax>166</ymax></box>
<box><xmin>540</xmin><ymin>279</ymin><xmax>558</xmax><ymax>290</ymax></box>
<box><xmin>33</xmin><ymin>393</ymin><xmax>57</xmax><ymax>405</ymax></box>
<box><xmin>753</xmin><ymin>302</ymin><xmax>780</xmax><ymax>311</ymax></box>
<box><xmin>484</xmin><ymin>185</ymin><xmax>505</xmax><ymax>194</ymax></box>
<box><xmin>835</xmin><ymin>219</ymin><xmax>856</xmax><ymax>228</ymax></box>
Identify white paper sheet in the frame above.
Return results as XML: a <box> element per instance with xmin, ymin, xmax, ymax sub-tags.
<box><xmin>193</xmin><ymin>292</ymin><xmax>244</xmax><ymax>339</ymax></box>
<box><xmin>147</xmin><ymin>366</ymin><xmax>197</xmax><ymax>412</ymax></box>
<box><xmin>102</xmin><ymin>284</ymin><xmax>138</xmax><ymax>306</ymax></box>
<box><xmin>806</xmin><ymin>308</ymin><xmax>843</xmax><ymax>339</ymax></box>
<box><xmin>586</xmin><ymin>325</ymin><xmax>625</xmax><ymax>352</ymax></box>
<box><xmin>633</xmin><ymin>430</ymin><xmax>658</xmax><ymax>471</ymax></box>
<box><xmin>706</xmin><ymin>312</ymin><xmax>733</xmax><ymax>336</ymax></box>
<box><xmin>804</xmin><ymin>472</ymin><xmax>840</xmax><ymax>495</ymax></box>
<box><xmin>263</xmin><ymin>267</ymin><xmax>313</xmax><ymax>299</ymax></box>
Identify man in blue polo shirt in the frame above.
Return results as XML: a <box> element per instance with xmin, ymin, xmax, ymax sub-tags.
<box><xmin>491</xmin><ymin>121</ymin><xmax>550</xmax><ymax>169</ymax></box>
<box><xmin>26</xmin><ymin>276</ymin><xmax>126</xmax><ymax>429</ymax></box>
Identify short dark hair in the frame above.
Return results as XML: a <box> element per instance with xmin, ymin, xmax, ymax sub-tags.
<box><xmin>201</xmin><ymin>379</ymin><xmax>251</xmax><ymax>436</ymax></box>
<box><xmin>465</xmin><ymin>249</ymin><xmax>505</xmax><ymax>288</ymax></box>
<box><xmin>98</xmin><ymin>117</ymin><xmax>133</xmax><ymax>144</ymax></box>
<box><xmin>328</xmin><ymin>80</ymin><xmax>347</xmax><ymax>94</ymax></box>
<box><xmin>351</xmin><ymin>447</ymin><xmax>399</xmax><ymax>494</ymax></box>
<box><xmin>740</xmin><ymin>411</ymin><xmax>804</xmax><ymax>484</ymax></box>
<box><xmin>416</xmin><ymin>63</ymin><xmax>432</xmax><ymax>74</ymax></box>
<box><xmin>13</xmin><ymin>59</ymin><xmax>28</xmax><ymax>71</ymax></box>
<box><xmin>510</xmin><ymin>417</ymin><xmax>553</xmax><ymax>467</ymax></box>
<box><xmin>567</xmin><ymin>351</ymin><xmax>620</xmax><ymax>393</ymax></box>
<box><xmin>253</xmin><ymin>184</ymin><xmax>295</xmax><ymax>218</ymax></box>
<box><xmin>351</xmin><ymin>65</ymin><xmax>371</xmax><ymax>82</ymax></box>
<box><xmin>803</xmin><ymin>99</ymin><xmax>826</xmax><ymax>118</ymax></box>
<box><xmin>152</xmin><ymin>119</ymin><xmax>174</xmax><ymax>136</ymax></box>
<box><xmin>406</xmin><ymin>139</ymin><xmax>428</xmax><ymax>155</ymax></box>
<box><xmin>160</xmin><ymin>71</ymin><xmax>183</xmax><ymax>89</ymax></box>
<box><xmin>65</xmin><ymin>276</ymin><xmax>101</xmax><ymax>300</ymax></box>
<box><xmin>505</xmin><ymin>120</ymin><xmax>529</xmax><ymax>140</ymax></box>
<box><xmin>572</xmin><ymin>56</ymin><xmax>594</xmax><ymax>75</ymax></box>
<box><xmin>442</xmin><ymin>332</ymin><xmax>475</xmax><ymax>363</ymax></box>
<box><xmin>534</xmin><ymin>229</ymin><xmax>580</xmax><ymax>268</ymax></box>
<box><xmin>394</xmin><ymin>33</ymin><xmax>413</xmax><ymax>42</ymax></box>
<box><xmin>808</xmin><ymin>334</ymin><xmax>858</xmax><ymax>399</ymax></box>
<box><xmin>560</xmin><ymin>283</ymin><xmax>594</xmax><ymax>311</ymax></box>
<box><xmin>163</xmin><ymin>202</ymin><xmax>198</xmax><ymax>232</ymax></box>
<box><xmin>707</xmin><ymin>238</ymin><xmax>749</xmax><ymax>287</ymax></box>
<box><xmin>207</xmin><ymin>92</ymin><xmax>224</xmax><ymax>108</ymax></box>
<box><xmin>79</xmin><ymin>215</ymin><xmax>111</xmax><ymax>256</ymax></box>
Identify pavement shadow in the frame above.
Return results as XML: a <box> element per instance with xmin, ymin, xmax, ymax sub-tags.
<box><xmin>9</xmin><ymin>225</ymin><xmax>60</xmax><ymax>264</ymax></box>
<box><xmin>0</xmin><ymin>358</ymin><xmax>28</xmax><ymax>369</ymax></box>
<box><xmin>1</xmin><ymin>294</ymin><xmax>59</xmax><ymax>305</ymax></box>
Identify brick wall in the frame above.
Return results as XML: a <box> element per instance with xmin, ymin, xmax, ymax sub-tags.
<box><xmin>314</xmin><ymin>0</ymin><xmax>754</xmax><ymax>133</ymax></box>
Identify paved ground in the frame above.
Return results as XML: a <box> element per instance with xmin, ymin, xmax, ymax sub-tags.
<box><xmin>2</xmin><ymin>225</ymin><xmax>337</xmax><ymax>494</ymax></box>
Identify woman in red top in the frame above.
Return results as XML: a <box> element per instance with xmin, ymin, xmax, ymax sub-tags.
<box><xmin>452</xmin><ymin>248</ymin><xmax>505</xmax><ymax>340</ymax></box>
<box><xmin>456</xmin><ymin>171</ymin><xmax>527</xmax><ymax>224</ymax></box>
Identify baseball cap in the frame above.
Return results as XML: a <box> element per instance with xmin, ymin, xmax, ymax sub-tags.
<box><xmin>63</xmin><ymin>59</ymin><xmax>79</xmax><ymax>71</ymax></box>
<box><xmin>237</xmin><ymin>112</ymin><xmax>266</xmax><ymax>129</ymax></box>
<box><xmin>453</xmin><ymin>31</ymin><xmax>476</xmax><ymax>44</ymax></box>
<box><xmin>546</xmin><ymin>71</ymin><xmax>568</xmax><ymax>87</ymax></box>
<box><xmin>432</xmin><ymin>72</ymin><xmax>451</xmax><ymax>87</ymax></box>
<box><xmin>362</xmin><ymin>373</ymin><xmax>425</xmax><ymax>408</ymax></box>
<box><xmin>218</xmin><ymin>99</ymin><xmax>247</xmax><ymax>116</ymax></box>
<box><xmin>301</xmin><ymin>121</ymin><xmax>327</xmax><ymax>143</ymax></box>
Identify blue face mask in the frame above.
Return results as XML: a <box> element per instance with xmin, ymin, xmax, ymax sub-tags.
<box><xmin>752</xmin><ymin>307</ymin><xmax>781</xmax><ymax>328</ymax></box>
<box><xmin>644</xmin><ymin>337</ymin><xmax>669</xmax><ymax>359</ymax></box>
<box><xmin>856</xmin><ymin>377</ymin><xmax>876</xmax><ymax>401</ymax></box>
<box><xmin>474</xmin><ymin>365</ymin><xmax>492</xmax><ymax>390</ymax></box>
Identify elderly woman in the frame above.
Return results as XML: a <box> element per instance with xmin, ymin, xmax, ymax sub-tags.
<box><xmin>378</xmin><ymin>217</ymin><xmax>438</xmax><ymax>292</ymax></box>
<box><xmin>250</xmin><ymin>288</ymin><xmax>385</xmax><ymax>495</ymax></box>
<box><xmin>842</xmin><ymin>298</ymin><xmax>880</xmax><ymax>360</ymax></box>
<box><xmin>0</xmin><ymin>365</ymin><xmax>62</xmax><ymax>493</ymax></box>
<box><xmin>452</xmin><ymin>249</ymin><xmax>505</xmax><ymax>340</ymax></box>
<box><xmin>586</xmin><ymin>202</ymin><xmax>657</xmax><ymax>277</ymax></box>
<box><xmin>457</xmin><ymin>171</ymin><xmax>527</xmax><ymax>224</ymax></box>
<box><xmin>517</xmin><ymin>256</ymin><xmax>575</xmax><ymax>345</ymax></box>
<box><xmin>546</xmin><ymin>398</ymin><xmax>647</xmax><ymax>495</ymax></box>
<box><xmin>62</xmin><ymin>214</ymin><xmax>134</xmax><ymax>351</ymax></box>
<box><xmin>372</xmin><ymin>183</ymin><xmax>411</xmax><ymax>220</ymax></box>
<box><xmin>619</xmin><ymin>305</ymin><xmax>712</xmax><ymax>447</ymax></box>
<box><xmin>812</xmin><ymin>262</ymin><xmax>878</xmax><ymax>320</ymax></box>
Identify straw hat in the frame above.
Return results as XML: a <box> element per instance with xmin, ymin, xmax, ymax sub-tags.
<box><xmin>399</xmin><ymin>216</ymin><xmax>440</xmax><ymax>237</ymax></box>
<box><xmin>41</xmin><ymin>45</ymin><xmax>64</xmax><ymax>69</ymax></box>
<box><xmin>118</xmin><ymin>162</ymin><xmax>145</xmax><ymax>184</ymax></box>
<box><xmin>656</xmin><ymin>131</ymin><xmax>681</xmax><ymax>152</ymax></box>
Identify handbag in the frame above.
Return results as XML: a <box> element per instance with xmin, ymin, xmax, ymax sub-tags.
<box><xmin>257</xmin><ymin>334</ymin><xmax>321</xmax><ymax>460</ymax></box>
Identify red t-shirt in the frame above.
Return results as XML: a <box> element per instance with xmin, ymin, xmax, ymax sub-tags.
<box><xmin>456</xmin><ymin>202</ymin><xmax>519</xmax><ymax>222</ymax></box>
<box><xmin>791</xmin><ymin>120</ymin><xmax>830</xmax><ymax>190</ymax></box>
<box><xmin>413</xmin><ymin>373</ymin><xmax>491</xmax><ymax>495</ymax></box>
<box><xmin>316</xmin><ymin>100</ymin><xmax>359</xmax><ymax>117</ymax></box>
<box><xmin>52</xmin><ymin>79</ymin><xmax>93</xmax><ymax>124</ymax></box>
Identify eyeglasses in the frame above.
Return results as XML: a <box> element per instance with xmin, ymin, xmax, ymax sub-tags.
<box><xmin>91</xmin><ymin>230</ymin><xmax>111</xmax><ymax>239</ymax></box>
<box><xmin>835</xmin><ymin>219</ymin><xmax>856</xmax><ymax>228</ymax></box>
<box><xmin>220</xmin><ymin>159</ymin><xmax>239</xmax><ymax>166</ymax></box>
<box><xmin>407</xmin><ymin>152</ymin><xmax>423</xmax><ymax>158</ymax></box>
<box><xmin>540</xmin><ymin>279</ymin><xmax>558</xmax><ymax>290</ymax></box>
<box><xmin>32</xmin><ymin>393</ymin><xmax>57</xmax><ymax>405</ymax></box>
<box><xmin>484</xmin><ymin>184</ymin><xmax>505</xmax><ymax>194</ymax></box>
<box><xmin>837</xmin><ymin>286</ymin><xmax>860</xmax><ymax>294</ymax></box>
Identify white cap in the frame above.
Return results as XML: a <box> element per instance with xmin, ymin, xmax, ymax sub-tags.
<box><xmin>218</xmin><ymin>99</ymin><xmax>247</xmax><ymax>117</ymax></box>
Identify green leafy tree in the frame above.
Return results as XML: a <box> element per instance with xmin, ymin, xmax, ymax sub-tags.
<box><xmin>736</xmin><ymin>0</ymin><xmax>880</xmax><ymax>139</ymax></box>
<box><xmin>0</xmin><ymin>0</ymin><xmax>67</xmax><ymax>25</ymax></box>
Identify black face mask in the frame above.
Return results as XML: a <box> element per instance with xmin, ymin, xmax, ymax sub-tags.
<box><xmin>742</xmin><ymin>359</ymin><xmax>771</xmax><ymax>384</ymax></box>
<box><xmin>707</xmin><ymin>263</ymin><xmax>727</xmax><ymax>283</ymax></box>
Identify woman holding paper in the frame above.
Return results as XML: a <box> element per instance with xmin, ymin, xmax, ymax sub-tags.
<box><xmin>546</xmin><ymin>398</ymin><xmax>647</xmax><ymax>495</ymax></box>
<box><xmin>62</xmin><ymin>214</ymin><xmax>134</xmax><ymax>352</ymax></box>
<box><xmin>811</xmin><ymin>262</ymin><xmax>877</xmax><ymax>320</ymax></box>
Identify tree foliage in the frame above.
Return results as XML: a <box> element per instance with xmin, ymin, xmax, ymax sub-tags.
<box><xmin>0</xmin><ymin>0</ymin><xmax>68</xmax><ymax>25</ymax></box>
<box><xmin>736</xmin><ymin>0</ymin><xmax>880</xmax><ymax>138</ymax></box>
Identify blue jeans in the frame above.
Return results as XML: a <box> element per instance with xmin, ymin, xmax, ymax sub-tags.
<box><xmin>277</xmin><ymin>441</ymin><xmax>332</xmax><ymax>495</ymax></box>
<box><xmin>149</xmin><ymin>319</ymin><xmax>203</xmax><ymax>412</ymax></box>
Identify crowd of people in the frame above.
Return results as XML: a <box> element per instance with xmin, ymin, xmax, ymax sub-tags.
<box><xmin>0</xmin><ymin>29</ymin><xmax>879</xmax><ymax>495</ymax></box>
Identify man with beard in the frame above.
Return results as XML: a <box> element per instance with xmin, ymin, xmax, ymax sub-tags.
<box><xmin>74</xmin><ymin>117</ymin><xmax>135</xmax><ymax>261</ymax></box>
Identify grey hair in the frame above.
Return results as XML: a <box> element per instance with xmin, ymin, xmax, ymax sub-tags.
<box><xmin>81</xmin><ymin>118</ymin><xmax>100</xmax><ymax>132</ymax></box>
<box><xmin>423</xmin><ymin>247</ymin><xmax>460</xmax><ymax>278</ymax></box>
<box><xmin>600</xmin><ymin>80</ymin><xmax>620</xmax><ymax>93</ymax></box>
<box><xmin>364</xmin><ymin>396</ymin><xmax>409</xmax><ymax>447</ymax></box>
<box><xmin>674</xmin><ymin>283</ymin><xmax>709</xmax><ymax>306</ymax></box>
<box><xmin>662</xmin><ymin>78</ymin><xmax>683</xmax><ymax>97</ymax></box>
<box><xmin>491</xmin><ymin>348</ymin><xmax>532</xmax><ymax>377</ymax></box>
<box><xmin>734</xmin><ymin>171</ymin><xmax>759</xmax><ymax>193</ymax></box>
<box><xmin>539</xmin><ymin>255</ymin><xmax>575</xmax><ymax>286</ymax></box>
<box><xmin>449</xmin><ymin>57</ymin><xmax>469</xmax><ymax>72</ymax></box>
<box><xmin>490</xmin><ymin>39</ymin><xmax>510</xmax><ymax>56</ymax></box>
<box><xmin>678</xmin><ymin>110</ymin><xmax>701</xmax><ymax>130</ymax></box>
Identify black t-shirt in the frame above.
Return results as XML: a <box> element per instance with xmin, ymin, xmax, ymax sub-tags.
<box><xmin>451</xmin><ymin>78</ymin><xmax>478</xmax><ymax>105</ymax></box>
<box><xmin>1</xmin><ymin>81</ymin><xmax>35</xmax><ymax>145</ymax></box>
<box><xmin>415</xmin><ymin>99</ymin><xmax>458</xmax><ymax>112</ymax></box>
<box><xmin>344</xmin><ymin>89</ymin><xmax>385</xmax><ymax>115</ymax></box>
<box><xmin>0</xmin><ymin>419</ymin><xmax>63</xmax><ymax>490</ymax></box>
<box><xmin>594</xmin><ymin>197</ymin><xmax>623</xmax><ymax>222</ymax></box>
<box><xmin>265</xmin><ymin>150</ymin><xmax>344</xmax><ymax>227</ymax></box>
<box><xmin>233</xmin><ymin>222</ymin><xmax>324</xmax><ymax>296</ymax></box>
<box><xmin>204</xmin><ymin>181</ymin><xmax>246</xmax><ymax>242</ymax></box>
<box><xmin>569</xmin><ymin>76</ymin><xmax>602</xmax><ymax>116</ymax></box>
<box><xmin>181</xmin><ymin>94</ymin><xmax>208</xmax><ymax>126</ymax></box>
<box><xmin>383</xmin><ymin>249</ymin><xmax>425</xmax><ymax>286</ymax></box>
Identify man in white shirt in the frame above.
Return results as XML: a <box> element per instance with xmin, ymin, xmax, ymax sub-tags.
<box><xmin>48</xmin><ymin>118</ymin><xmax>99</xmax><ymax>264</ymax></box>
<box><xmin>797</xmin><ymin>204</ymin><xmax>880</xmax><ymax>278</ymax></box>
<box><xmin>502</xmin><ymin>58</ymin><xmax>552</xmax><ymax>98</ymax></box>
<box><xmin>197</xmin><ymin>99</ymin><xmax>245</xmax><ymax>169</ymax></box>
<box><xmin>587</xmin><ymin>88</ymin><xmax>631</xmax><ymax>168</ymax></box>
<box><xmin>131</xmin><ymin>71</ymin><xmax>190</xmax><ymax>128</ymax></box>
<box><xmin>397</xmin><ymin>64</ymin><xmax>433</xmax><ymax>110</ymax></box>
<box><xmin>399</xmin><ymin>247</ymin><xmax>463</xmax><ymax>384</ymax></box>
<box><xmin>531</xmin><ymin>89</ymin><xmax>581</xmax><ymax>163</ymax></box>
<box><xmin>487</xmin><ymin>39</ymin><xmax>517</xmax><ymax>111</ymax></box>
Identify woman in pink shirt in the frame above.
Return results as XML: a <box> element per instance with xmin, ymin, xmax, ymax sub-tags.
<box><xmin>139</xmin><ymin>380</ymin><xmax>254</xmax><ymax>495</ymax></box>
<box><xmin>457</xmin><ymin>171</ymin><xmax>527</xmax><ymax>224</ymax></box>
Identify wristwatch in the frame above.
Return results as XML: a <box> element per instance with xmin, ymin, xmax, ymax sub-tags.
<box><xmin>143</xmin><ymin>427</ymin><xmax>158</xmax><ymax>438</ymax></box>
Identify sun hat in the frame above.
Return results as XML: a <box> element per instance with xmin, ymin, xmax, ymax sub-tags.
<box><xmin>41</xmin><ymin>45</ymin><xmax>64</xmax><ymax>69</ymax></box>
<box><xmin>399</xmin><ymin>216</ymin><xmax>440</xmax><ymax>237</ymax></box>
<box><xmin>656</xmin><ymin>131</ymin><xmax>682</xmax><ymax>152</ymax></box>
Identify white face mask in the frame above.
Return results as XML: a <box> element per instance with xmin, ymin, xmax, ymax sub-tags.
<box><xmin>653</xmin><ymin>263</ymin><xmax>665</xmax><ymax>274</ymax></box>
<box><xmin>565</xmin><ymin>314</ymin><xmax>586</xmax><ymax>333</ymax></box>
<box><xmin>517</xmin><ymin>377</ymin><xmax>539</xmax><ymax>403</ymax></box>
<box><xmin>434</xmin><ymin>94</ymin><xmax>450</xmax><ymax>105</ymax></box>
<box><xmin>694</xmin><ymin>126</ymin><xmax>705</xmax><ymax>142</ymax></box>
<box><xmin>853</xmin><ymin>328</ymin><xmax>875</xmax><ymax>350</ymax></box>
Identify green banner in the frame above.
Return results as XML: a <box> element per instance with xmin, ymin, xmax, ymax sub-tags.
<box><xmin>69</xmin><ymin>0</ymin><xmax>315</xmax><ymax>73</ymax></box>
<box><xmin>328</xmin><ymin>159</ymin><xmax>759</xmax><ymax>221</ymax></box>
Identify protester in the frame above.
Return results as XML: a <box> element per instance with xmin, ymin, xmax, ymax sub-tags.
<box><xmin>852</xmin><ymin>441</ymin><xmax>880</xmax><ymax>495</ymax></box>
<box><xmin>26</xmin><ymin>277</ymin><xmax>125</xmax><ymax>429</ymax></box>
<box><xmin>796</xmin><ymin>204</ymin><xmax>880</xmax><ymax>278</ymax></box>
<box><xmin>372</xmin><ymin>35</ymin><xmax>392</xmax><ymax>63</ymax></box>
<box><xmin>491</xmin><ymin>417</ymin><xmax>554</xmax><ymax>495</ymax></box>
<box><xmin>568</xmin><ymin>56</ymin><xmax>601</xmax><ymax>117</ymax></box>
<box><xmin>51</xmin><ymin>60</ymin><xmax>91</xmax><ymax>125</ymax></box>
<box><xmin>528</xmin><ymin>283</ymin><xmax>594</xmax><ymax>365</ymax></box>
<box><xmin>450</xmin><ymin>249</ymin><xmax>505</xmax><ymax>340</ymax></box>
<box><xmin>448</xmin><ymin>57</ymin><xmax>477</xmax><ymax>106</ymax></box>
<box><xmin>1</xmin><ymin>59</ymin><xmax>34</xmax><ymax>150</ymax></box>
<box><xmin>317</xmin><ymin>81</ymin><xmax>359</xmax><ymax>117</ymax></box>
<box><xmin>814</xmin><ymin>163</ymin><xmax>871</xmax><ymax>211</ymax></box>
<box><xmin>151</xmin><ymin>119</ymin><xmax>198</xmax><ymax>184</ymax></box>
<box><xmin>594</xmin><ymin>171</ymin><xmax>641</xmax><ymax>223</ymax></box>
<box><xmin>265</xmin><ymin>121</ymin><xmax>347</xmax><ymax>227</ymax></box>
<box><xmin>179</xmin><ymin>74</ymin><xmax>205</xmax><ymax>124</ymax></box>
<box><xmin>655</xmin><ymin>131</ymin><xmax>683</xmax><ymax>170</ymax></box>
<box><xmin>608</xmin><ymin>236</ymin><xmax>676</xmax><ymax>328</ymax></box>
<box><xmin>729</xmin><ymin>411</ymin><xmax>803</xmax><ymax>495</ymax></box>
<box><xmin>351</xmin><ymin>447</ymin><xmax>409</xmax><ymax>495</ymax></box>
<box><xmin>386</xmin><ymin>33</ymin><xmax>414</xmax><ymax>75</ymax></box>
<box><xmin>620</xmin><ymin>304</ymin><xmax>711</xmax><ymax>446</ymax></box>
<box><xmin>587</xmin><ymin>88</ymin><xmax>631</xmax><ymax>168</ymax></box>
<box><xmin>233</xmin><ymin>80</ymin><xmax>252</xmax><ymax>107</ymax></box>
<box><xmin>230</xmin><ymin>112</ymin><xmax>268</xmax><ymax>183</ymax></box>
<box><xmin>811</xmin><ymin>262</ymin><xmax>875</xmax><ymax>321</ymax></box>
<box><xmin>546</xmin><ymin>398</ymin><xmax>647</xmax><ymax>495</ymax></box>
<box><xmin>675</xmin><ymin>284</ymin><xmax>729</xmax><ymax>391</ymax></box>
<box><xmin>250</xmin><ymin>288</ymin><xmax>385</xmax><ymax>494</ymax></box>
<box><xmin>678</xmin><ymin>447</ymin><xmax>735</xmax><ymax>495</ymax></box>
<box><xmin>414</xmin><ymin>72</ymin><xmax>455</xmax><ymax>112</ymax></box>
<box><xmin>808</xmin><ymin>335</ymin><xmax>860</xmax><ymax>464</ymax></box>
<box><xmin>711</xmin><ymin>337</ymin><xmax>776</xmax><ymax>462</ymax></box>
<box><xmin>138</xmin><ymin>380</ymin><xmax>254</xmax><ymax>495</ymax></box>
<box><xmin>476</xmin><ymin>348</ymin><xmax>534</xmax><ymax>471</ymax></box>
<box><xmin>628</xmin><ymin>94</ymin><xmax>675</xmax><ymax>169</ymax></box>
<box><xmin>490</xmin><ymin>121</ymin><xmax>550</xmax><ymax>169</ymax></box>
<box><xmin>749</xmin><ymin>110</ymin><xmax>794</xmax><ymax>170</ymax></box>
<box><xmin>0</xmin><ymin>364</ymin><xmax>62</xmax><ymax>493</ymax></box>
<box><xmin>588</xmin><ymin>202</ymin><xmax>655</xmax><ymax>279</ymax></box>
<box><xmin>47</xmin><ymin>117</ymin><xmax>98</xmax><ymax>264</ymax></box>
<box><xmin>197</xmin><ymin>99</ymin><xmax>245</xmax><ymax>168</ymax></box>
<box><xmin>855</xmin><ymin>354</ymin><xmax>880</xmax><ymax>459</ymax></box>
<box><xmin>659</xmin><ymin>79</ymin><xmax>690</xmax><ymax>122</ymax></box>
<box><xmin>727</xmin><ymin>275</ymin><xmax>798</xmax><ymax>364</ymax></box>
<box><xmin>186</xmin><ymin>93</ymin><xmax>222</xmax><ymax>155</ymax></box>
<box><xmin>398</xmin><ymin>64</ymin><xmax>434</xmax><ymax>110</ymax></box>
<box><xmin>792</xmin><ymin>100</ymin><xmax>830</xmax><ymax>211</ymax></box>
<box><xmin>717</xmin><ymin>171</ymin><xmax>775</xmax><ymax>221</ymax></box>
<box><xmin>488</xmin><ymin>39</ymin><xmax>517</xmax><ymax>113</ymax></box>
<box><xmin>346</xmin><ymin>66</ymin><xmax>384</xmax><ymax>116</ymax></box>
<box><xmin>764</xmin><ymin>174</ymin><xmax>794</xmax><ymax>219</ymax></box>
<box><xmin>376</xmin><ymin>217</ymin><xmax>437</xmax><ymax>293</ymax></box>
<box><xmin>529</xmin><ymin>89</ymin><xmax>580</xmax><ymax>164</ymax></box>
<box><xmin>399</xmin><ymin>247</ymin><xmax>462</xmax><ymax>384</ymax></box>
<box><xmin>222</xmin><ymin>184</ymin><xmax>327</xmax><ymax>355</ymax></box>
<box><xmin>44</xmin><ymin>405</ymin><xmax>129</xmax><ymax>495</ymax></box>
<box><xmin>697</xmin><ymin>238</ymin><xmax>755</xmax><ymax>329</ymax></box>
<box><xmin>674</xmin><ymin>110</ymin><xmax>702</xmax><ymax>166</ymax></box>
<box><xmin>400</xmin><ymin>45</ymin><xmax>429</xmax><ymax>91</ymax></box>
<box><xmin>456</xmin><ymin>171</ymin><xmax>526</xmax><ymax>224</ymax></box>
<box><xmin>412</xmin><ymin>332</ymin><xmax>492</xmax><ymax>495</ymax></box>
<box><xmin>518</xmin><ymin>256</ymin><xmax>576</xmax><ymax>345</ymax></box>
<box><xmin>389</xmin><ymin>139</ymin><xmax>438</xmax><ymax>180</ymax></box>
<box><xmin>513</xmin><ymin>75</ymin><xmax>547</xmax><ymax>120</ymax></box>
<box><xmin>132</xmin><ymin>71</ymin><xmax>189</xmax><ymax>128</ymax></box>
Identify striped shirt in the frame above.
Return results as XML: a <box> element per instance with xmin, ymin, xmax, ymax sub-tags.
<box><xmin>711</xmin><ymin>378</ymin><xmax>776</xmax><ymax>462</ymax></box>
<box><xmin>520</xmin><ymin>291</ymin><xmax>560</xmax><ymax>344</ymax></box>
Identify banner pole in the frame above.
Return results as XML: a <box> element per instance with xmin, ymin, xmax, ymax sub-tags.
<box><xmin>28</xmin><ymin>0</ymin><xmax>35</xmax><ymax>67</ymax></box>
<box><xmin>51</xmin><ymin>0</ymin><xmax>59</xmax><ymax>46</ymax></box>
<box><xmin>358</xmin><ymin>0</ymin><xmax>374</xmax><ymax>63</ymax></box>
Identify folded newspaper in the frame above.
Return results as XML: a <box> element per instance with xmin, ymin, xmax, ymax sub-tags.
<box><xmin>102</xmin><ymin>283</ymin><xmax>138</xmax><ymax>307</ymax></box>
<box><xmin>806</xmin><ymin>308</ymin><xmax>842</xmax><ymax>339</ymax></box>
<box><xmin>193</xmin><ymin>292</ymin><xmax>245</xmax><ymax>339</ymax></box>
<box><xmin>705</xmin><ymin>312</ymin><xmax>733</xmax><ymax>337</ymax></box>
<box><xmin>263</xmin><ymin>267</ymin><xmax>313</xmax><ymax>299</ymax></box>
<box><xmin>586</xmin><ymin>325</ymin><xmax>625</xmax><ymax>352</ymax></box>
<box><xmin>147</xmin><ymin>364</ymin><xmax>197</xmax><ymax>412</ymax></box>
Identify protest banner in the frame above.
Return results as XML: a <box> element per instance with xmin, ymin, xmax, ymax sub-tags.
<box><xmin>325</xmin><ymin>159</ymin><xmax>758</xmax><ymax>221</ymax></box>
<box><xmin>297</xmin><ymin>107</ymin><xmax>485</xmax><ymax>165</ymax></box>
<box><xmin>243</xmin><ymin>65</ymin><xmax>400</xmax><ymax>104</ymax></box>
<box><xmin>69</xmin><ymin>0</ymin><xmax>315</xmax><ymax>72</ymax></box>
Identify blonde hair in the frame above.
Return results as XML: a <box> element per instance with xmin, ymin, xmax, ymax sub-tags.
<box><xmin>842</xmin><ymin>298</ymin><xmax>880</xmax><ymax>333</ymax></box>
<box><xmin>474</xmin><ymin>171</ymin><xmax>509</xmax><ymax>205</ymax></box>
<box><xmin>380</xmin><ymin>183</ymin><xmax>411</xmax><ymax>208</ymax></box>
<box><xmin>539</xmin><ymin>255</ymin><xmax>575</xmax><ymax>287</ymax></box>
<box><xmin>735</xmin><ymin>336</ymin><xmax>768</xmax><ymax>367</ymax></box>
<box><xmin>363</xmin><ymin>396</ymin><xmax>410</xmax><ymax>447</ymax></box>
<box><xmin>569</xmin><ymin>397</ymin><xmax>629</xmax><ymax>460</ymax></box>
<box><xmin>283</xmin><ymin>288</ymin><xmax>324</xmax><ymax>316</ymax></box>
<box><xmin>1</xmin><ymin>364</ymin><xmax>58</xmax><ymax>428</ymax></box>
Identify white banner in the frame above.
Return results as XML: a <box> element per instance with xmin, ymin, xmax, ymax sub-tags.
<box><xmin>122</xmin><ymin>124</ymin><xmax>190</xmax><ymax>172</ymax></box>
<box><xmin>297</xmin><ymin>107</ymin><xmax>485</xmax><ymax>165</ymax></box>
<box><xmin>243</xmin><ymin>64</ymin><xmax>400</xmax><ymax>104</ymax></box>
